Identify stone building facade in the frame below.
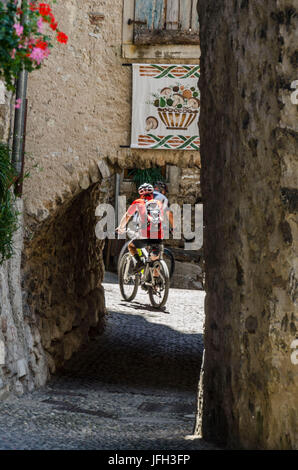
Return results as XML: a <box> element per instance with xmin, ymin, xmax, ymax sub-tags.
<box><xmin>0</xmin><ymin>0</ymin><xmax>297</xmax><ymax>450</ymax></box>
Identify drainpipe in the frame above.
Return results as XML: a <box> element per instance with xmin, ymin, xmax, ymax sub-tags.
<box><xmin>11</xmin><ymin>71</ymin><xmax>28</xmax><ymax>196</ymax></box>
<box><xmin>115</xmin><ymin>173</ymin><xmax>121</xmax><ymax>228</ymax></box>
<box><xmin>11</xmin><ymin>1</ymin><xmax>28</xmax><ymax>196</ymax></box>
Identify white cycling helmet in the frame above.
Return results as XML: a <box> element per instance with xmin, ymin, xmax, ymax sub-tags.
<box><xmin>138</xmin><ymin>183</ymin><xmax>154</xmax><ymax>195</ymax></box>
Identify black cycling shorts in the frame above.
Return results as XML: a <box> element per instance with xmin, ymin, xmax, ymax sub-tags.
<box><xmin>130</xmin><ymin>239</ymin><xmax>163</xmax><ymax>256</ymax></box>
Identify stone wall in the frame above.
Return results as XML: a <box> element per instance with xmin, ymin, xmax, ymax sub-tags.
<box><xmin>22</xmin><ymin>176</ymin><xmax>112</xmax><ymax>374</ymax></box>
<box><xmin>197</xmin><ymin>0</ymin><xmax>297</xmax><ymax>449</ymax></box>
<box><xmin>120</xmin><ymin>165</ymin><xmax>201</xmax><ymax>206</ymax></box>
<box><xmin>0</xmin><ymin>199</ymin><xmax>48</xmax><ymax>398</ymax></box>
<box><xmin>169</xmin><ymin>166</ymin><xmax>202</xmax><ymax>206</ymax></box>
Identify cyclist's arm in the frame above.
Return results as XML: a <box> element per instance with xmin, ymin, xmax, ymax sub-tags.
<box><xmin>116</xmin><ymin>212</ymin><xmax>132</xmax><ymax>233</ymax></box>
<box><xmin>117</xmin><ymin>201</ymin><xmax>140</xmax><ymax>232</ymax></box>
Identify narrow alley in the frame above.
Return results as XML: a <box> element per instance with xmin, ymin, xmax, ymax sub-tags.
<box><xmin>0</xmin><ymin>273</ymin><xmax>214</xmax><ymax>450</ymax></box>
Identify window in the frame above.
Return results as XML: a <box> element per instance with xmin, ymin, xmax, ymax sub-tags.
<box><xmin>133</xmin><ymin>0</ymin><xmax>199</xmax><ymax>45</ymax></box>
<box><xmin>122</xmin><ymin>0</ymin><xmax>200</xmax><ymax>59</ymax></box>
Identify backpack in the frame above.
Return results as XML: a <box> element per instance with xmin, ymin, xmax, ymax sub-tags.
<box><xmin>145</xmin><ymin>199</ymin><xmax>163</xmax><ymax>228</ymax></box>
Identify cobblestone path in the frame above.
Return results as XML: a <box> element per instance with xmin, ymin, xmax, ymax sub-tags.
<box><xmin>0</xmin><ymin>273</ymin><xmax>214</xmax><ymax>450</ymax></box>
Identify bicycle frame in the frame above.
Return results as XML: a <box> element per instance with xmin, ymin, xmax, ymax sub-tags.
<box><xmin>120</xmin><ymin>229</ymin><xmax>166</xmax><ymax>289</ymax></box>
<box><xmin>119</xmin><ymin>230</ymin><xmax>170</xmax><ymax>307</ymax></box>
<box><xmin>137</xmin><ymin>245</ymin><xmax>165</xmax><ymax>289</ymax></box>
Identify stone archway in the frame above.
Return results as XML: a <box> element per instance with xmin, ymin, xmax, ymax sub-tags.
<box><xmin>21</xmin><ymin>157</ymin><xmax>203</xmax><ymax>377</ymax></box>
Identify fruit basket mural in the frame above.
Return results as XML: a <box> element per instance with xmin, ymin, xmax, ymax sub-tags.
<box><xmin>131</xmin><ymin>64</ymin><xmax>200</xmax><ymax>151</ymax></box>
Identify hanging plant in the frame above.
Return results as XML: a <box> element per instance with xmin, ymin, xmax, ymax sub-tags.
<box><xmin>130</xmin><ymin>168</ymin><xmax>164</xmax><ymax>191</ymax></box>
<box><xmin>0</xmin><ymin>0</ymin><xmax>68</xmax><ymax>92</ymax></box>
<box><xmin>0</xmin><ymin>142</ymin><xmax>19</xmax><ymax>264</ymax></box>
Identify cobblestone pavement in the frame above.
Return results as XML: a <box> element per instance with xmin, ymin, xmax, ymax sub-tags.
<box><xmin>0</xmin><ymin>273</ymin><xmax>216</xmax><ymax>450</ymax></box>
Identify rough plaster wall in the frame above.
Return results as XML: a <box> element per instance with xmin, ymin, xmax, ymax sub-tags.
<box><xmin>197</xmin><ymin>0</ymin><xmax>297</xmax><ymax>449</ymax></box>
<box><xmin>24</xmin><ymin>0</ymin><xmax>200</xmax><ymax>227</ymax></box>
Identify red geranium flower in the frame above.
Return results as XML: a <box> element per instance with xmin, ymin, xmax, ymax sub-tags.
<box><xmin>50</xmin><ymin>21</ymin><xmax>58</xmax><ymax>31</ymax></box>
<box><xmin>29</xmin><ymin>3</ymin><xmax>38</xmax><ymax>11</ymax></box>
<box><xmin>57</xmin><ymin>32</ymin><xmax>68</xmax><ymax>44</ymax></box>
<box><xmin>35</xmin><ymin>39</ymin><xmax>48</xmax><ymax>50</ymax></box>
<box><xmin>39</xmin><ymin>3</ymin><xmax>51</xmax><ymax>17</ymax></box>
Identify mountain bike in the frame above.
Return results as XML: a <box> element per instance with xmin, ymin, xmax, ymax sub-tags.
<box><xmin>118</xmin><ymin>230</ymin><xmax>170</xmax><ymax>308</ymax></box>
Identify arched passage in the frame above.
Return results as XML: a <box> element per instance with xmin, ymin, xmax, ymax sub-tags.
<box><xmin>22</xmin><ymin>159</ymin><xmax>203</xmax><ymax>376</ymax></box>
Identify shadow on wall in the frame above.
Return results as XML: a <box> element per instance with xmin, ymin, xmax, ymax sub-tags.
<box><xmin>54</xmin><ymin>310</ymin><xmax>203</xmax><ymax>393</ymax></box>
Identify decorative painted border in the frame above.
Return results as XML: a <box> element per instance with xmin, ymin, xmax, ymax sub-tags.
<box><xmin>137</xmin><ymin>134</ymin><xmax>200</xmax><ymax>150</ymax></box>
<box><xmin>139</xmin><ymin>64</ymin><xmax>200</xmax><ymax>79</ymax></box>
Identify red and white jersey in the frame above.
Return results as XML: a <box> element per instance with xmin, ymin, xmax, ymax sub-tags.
<box><xmin>127</xmin><ymin>195</ymin><xmax>164</xmax><ymax>239</ymax></box>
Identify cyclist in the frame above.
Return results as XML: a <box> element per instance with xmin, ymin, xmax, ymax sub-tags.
<box><xmin>116</xmin><ymin>183</ymin><xmax>166</xmax><ymax>274</ymax></box>
<box><xmin>131</xmin><ymin>180</ymin><xmax>170</xmax><ymax>230</ymax></box>
<box><xmin>153</xmin><ymin>181</ymin><xmax>169</xmax><ymax>210</ymax></box>
<box><xmin>154</xmin><ymin>181</ymin><xmax>174</xmax><ymax>234</ymax></box>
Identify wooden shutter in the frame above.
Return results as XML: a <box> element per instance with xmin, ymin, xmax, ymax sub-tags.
<box><xmin>133</xmin><ymin>0</ymin><xmax>200</xmax><ymax>45</ymax></box>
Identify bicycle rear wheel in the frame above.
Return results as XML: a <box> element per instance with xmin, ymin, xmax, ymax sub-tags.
<box><xmin>148</xmin><ymin>260</ymin><xmax>170</xmax><ymax>308</ymax></box>
<box><xmin>119</xmin><ymin>253</ymin><xmax>139</xmax><ymax>301</ymax></box>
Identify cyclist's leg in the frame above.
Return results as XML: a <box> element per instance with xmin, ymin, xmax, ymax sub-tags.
<box><xmin>129</xmin><ymin>240</ymin><xmax>145</xmax><ymax>272</ymax></box>
<box><xmin>147</xmin><ymin>240</ymin><xmax>163</xmax><ymax>277</ymax></box>
<box><xmin>128</xmin><ymin>240</ymin><xmax>137</xmax><ymax>256</ymax></box>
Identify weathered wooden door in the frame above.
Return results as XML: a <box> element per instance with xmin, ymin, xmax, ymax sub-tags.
<box><xmin>133</xmin><ymin>0</ymin><xmax>199</xmax><ymax>45</ymax></box>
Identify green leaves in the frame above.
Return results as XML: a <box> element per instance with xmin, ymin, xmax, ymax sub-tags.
<box><xmin>130</xmin><ymin>168</ymin><xmax>164</xmax><ymax>192</ymax></box>
<box><xmin>0</xmin><ymin>142</ymin><xmax>18</xmax><ymax>265</ymax></box>
<box><xmin>0</xmin><ymin>187</ymin><xmax>19</xmax><ymax>264</ymax></box>
<box><xmin>0</xmin><ymin>142</ymin><xmax>15</xmax><ymax>204</ymax></box>
<box><xmin>0</xmin><ymin>1</ymin><xmax>19</xmax><ymax>89</ymax></box>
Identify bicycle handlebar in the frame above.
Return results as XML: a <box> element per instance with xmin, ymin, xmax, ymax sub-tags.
<box><xmin>116</xmin><ymin>228</ymin><xmax>141</xmax><ymax>239</ymax></box>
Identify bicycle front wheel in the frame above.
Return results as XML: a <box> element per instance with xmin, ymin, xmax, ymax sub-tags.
<box><xmin>148</xmin><ymin>260</ymin><xmax>170</xmax><ymax>309</ymax></box>
<box><xmin>117</xmin><ymin>240</ymin><xmax>130</xmax><ymax>275</ymax></box>
<box><xmin>119</xmin><ymin>253</ymin><xmax>139</xmax><ymax>302</ymax></box>
<box><xmin>163</xmin><ymin>247</ymin><xmax>175</xmax><ymax>280</ymax></box>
